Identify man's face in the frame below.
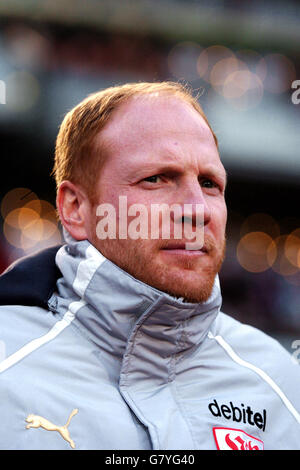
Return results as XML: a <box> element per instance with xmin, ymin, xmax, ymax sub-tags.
<box><xmin>87</xmin><ymin>95</ymin><xmax>227</xmax><ymax>303</ymax></box>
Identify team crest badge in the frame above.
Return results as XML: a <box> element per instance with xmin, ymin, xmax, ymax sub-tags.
<box><xmin>213</xmin><ymin>427</ymin><xmax>264</xmax><ymax>450</ymax></box>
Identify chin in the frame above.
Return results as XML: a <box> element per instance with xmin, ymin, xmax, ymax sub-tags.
<box><xmin>156</xmin><ymin>275</ymin><xmax>216</xmax><ymax>303</ymax></box>
<box><xmin>132</xmin><ymin>262</ymin><xmax>218</xmax><ymax>303</ymax></box>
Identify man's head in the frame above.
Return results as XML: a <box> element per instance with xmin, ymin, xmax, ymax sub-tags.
<box><xmin>54</xmin><ymin>81</ymin><xmax>227</xmax><ymax>303</ymax></box>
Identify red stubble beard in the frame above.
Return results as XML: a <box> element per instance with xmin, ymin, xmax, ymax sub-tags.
<box><xmin>92</xmin><ymin>229</ymin><xmax>226</xmax><ymax>304</ymax></box>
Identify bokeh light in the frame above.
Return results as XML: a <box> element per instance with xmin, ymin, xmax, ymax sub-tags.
<box><xmin>3</xmin><ymin>24</ymin><xmax>51</xmax><ymax>69</ymax></box>
<box><xmin>168</xmin><ymin>43</ymin><xmax>294</xmax><ymax>109</ymax></box>
<box><xmin>271</xmin><ymin>235</ymin><xmax>299</xmax><ymax>277</ymax></box>
<box><xmin>284</xmin><ymin>230</ymin><xmax>300</xmax><ymax>268</ymax></box>
<box><xmin>4</xmin><ymin>207</ymin><xmax>40</xmax><ymax>249</ymax></box>
<box><xmin>5</xmin><ymin>70</ymin><xmax>40</xmax><ymax>112</ymax></box>
<box><xmin>237</xmin><ymin>213</ymin><xmax>300</xmax><ymax>278</ymax></box>
<box><xmin>209</xmin><ymin>57</ymin><xmax>246</xmax><ymax>94</ymax></box>
<box><xmin>237</xmin><ymin>231</ymin><xmax>277</xmax><ymax>273</ymax></box>
<box><xmin>1</xmin><ymin>187</ymin><xmax>38</xmax><ymax>219</ymax></box>
<box><xmin>222</xmin><ymin>69</ymin><xmax>264</xmax><ymax>110</ymax></box>
<box><xmin>197</xmin><ymin>45</ymin><xmax>235</xmax><ymax>82</ymax></box>
<box><xmin>197</xmin><ymin>44</ymin><xmax>265</xmax><ymax>109</ymax></box>
<box><xmin>168</xmin><ymin>41</ymin><xmax>203</xmax><ymax>82</ymax></box>
<box><xmin>256</xmin><ymin>53</ymin><xmax>296</xmax><ymax>94</ymax></box>
<box><xmin>24</xmin><ymin>199</ymin><xmax>58</xmax><ymax>226</ymax></box>
<box><xmin>1</xmin><ymin>188</ymin><xmax>61</xmax><ymax>253</ymax></box>
<box><xmin>240</xmin><ymin>213</ymin><xmax>280</xmax><ymax>239</ymax></box>
<box><xmin>236</xmin><ymin>49</ymin><xmax>265</xmax><ymax>74</ymax></box>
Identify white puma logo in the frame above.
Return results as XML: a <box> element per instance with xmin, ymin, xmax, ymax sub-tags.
<box><xmin>25</xmin><ymin>408</ymin><xmax>78</xmax><ymax>449</ymax></box>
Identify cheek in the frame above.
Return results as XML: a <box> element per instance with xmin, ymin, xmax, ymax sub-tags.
<box><xmin>220</xmin><ymin>202</ymin><xmax>228</xmax><ymax>229</ymax></box>
<box><xmin>210</xmin><ymin>201</ymin><xmax>227</xmax><ymax>236</ymax></box>
<box><xmin>117</xmin><ymin>193</ymin><xmax>153</xmax><ymax>226</ymax></box>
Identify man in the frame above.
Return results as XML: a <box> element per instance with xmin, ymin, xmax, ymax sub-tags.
<box><xmin>0</xmin><ymin>82</ymin><xmax>299</xmax><ymax>450</ymax></box>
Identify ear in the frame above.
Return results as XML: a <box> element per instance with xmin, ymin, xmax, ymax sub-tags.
<box><xmin>56</xmin><ymin>181</ymin><xmax>91</xmax><ymax>240</ymax></box>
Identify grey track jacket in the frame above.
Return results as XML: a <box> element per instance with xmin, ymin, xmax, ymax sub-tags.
<box><xmin>0</xmin><ymin>239</ymin><xmax>299</xmax><ymax>450</ymax></box>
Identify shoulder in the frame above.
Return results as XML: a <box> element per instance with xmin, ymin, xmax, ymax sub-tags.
<box><xmin>212</xmin><ymin>311</ymin><xmax>297</xmax><ymax>367</ymax></box>
<box><xmin>0</xmin><ymin>245</ymin><xmax>62</xmax><ymax>309</ymax></box>
<box><xmin>0</xmin><ymin>304</ymin><xmax>57</xmax><ymax>363</ymax></box>
<box><xmin>0</xmin><ymin>246</ymin><xmax>63</xmax><ymax>363</ymax></box>
<box><xmin>210</xmin><ymin>312</ymin><xmax>300</xmax><ymax>402</ymax></box>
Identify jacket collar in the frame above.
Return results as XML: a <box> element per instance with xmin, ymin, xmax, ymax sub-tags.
<box><xmin>53</xmin><ymin>239</ymin><xmax>222</xmax><ymax>360</ymax></box>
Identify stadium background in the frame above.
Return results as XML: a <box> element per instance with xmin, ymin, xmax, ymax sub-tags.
<box><xmin>0</xmin><ymin>0</ymin><xmax>299</xmax><ymax>352</ymax></box>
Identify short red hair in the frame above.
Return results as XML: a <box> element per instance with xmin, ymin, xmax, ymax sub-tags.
<box><xmin>53</xmin><ymin>81</ymin><xmax>218</xmax><ymax>202</ymax></box>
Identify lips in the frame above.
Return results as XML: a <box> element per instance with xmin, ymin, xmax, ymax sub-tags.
<box><xmin>161</xmin><ymin>242</ymin><xmax>208</xmax><ymax>252</ymax></box>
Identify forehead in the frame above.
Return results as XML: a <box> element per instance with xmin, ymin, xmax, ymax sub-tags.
<box><xmin>102</xmin><ymin>94</ymin><xmax>213</xmax><ymax>142</ymax></box>
<box><xmin>97</xmin><ymin>94</ymin><xmax>222</xmax><ymax>172</ymax></box>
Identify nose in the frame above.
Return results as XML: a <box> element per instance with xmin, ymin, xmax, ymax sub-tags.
<box><xmin>170</xmin><ymin>180</ymin><xmax>211</xmax><ymax>228</ymax></box>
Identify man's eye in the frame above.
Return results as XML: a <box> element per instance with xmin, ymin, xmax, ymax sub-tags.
<box><xmin>201</xmin><ymin>179</ymin><xmax>217</xmax><ymax>188</ymax></box>
<box><xmin>143</xmin><ymin>175</ymin><xmax>162</xmax><ymax>183</ymax></box>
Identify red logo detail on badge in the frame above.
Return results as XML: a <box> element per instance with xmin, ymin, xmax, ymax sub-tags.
<box><xmin>213</xmin><ymin>427</ymin><xmax>264</xmax><ymax>450</ymax></box>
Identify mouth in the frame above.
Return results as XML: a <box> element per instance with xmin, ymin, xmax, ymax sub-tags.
<box><xmin>161</xmin><ymin>242</ymin><xmax>208</xmax><ymax>255</ymax></box>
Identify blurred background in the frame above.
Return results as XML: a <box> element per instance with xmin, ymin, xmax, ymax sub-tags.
<box><xmin>0</xmin><ymin>0</ymin><xmax>299</xmax><ymax>353</ymax></box>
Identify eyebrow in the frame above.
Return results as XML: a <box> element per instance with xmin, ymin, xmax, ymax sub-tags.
<box><xmin>127</xmin><ymin>161</ymin><xmax>227</xmax><ymax>186</ymax></box>
<box><xmin>125</xmin><ymin>161</ymin><xmax>184</xmax><ymax>182</ymax></box>
<box><xmin>202</xmin><ymin>166</ymin><xmax>228</xmax><ymax>188</ymax></box>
